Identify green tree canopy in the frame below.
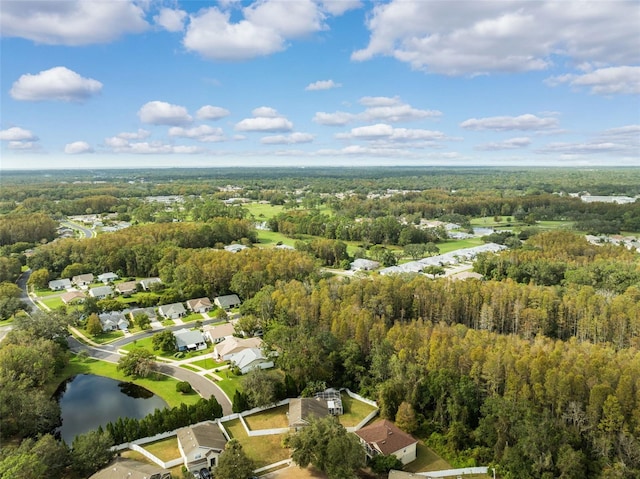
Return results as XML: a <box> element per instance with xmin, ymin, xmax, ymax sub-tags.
<box><xmin>117</xmin><ymin>349</ymin><xmax>155</xmax><ymax>378</ymax></box>
<box><xmin>213</xmin><ymin>438</ymin><xmax>255</xmax><ymax>479</ymax></box>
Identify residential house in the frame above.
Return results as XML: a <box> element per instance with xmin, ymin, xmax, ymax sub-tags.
<box><xmin>49</xmin><ymin>278</ymin><xmax>71</xmax><ymax>291</ymax></box>
<box><xmin>227</xmin><ymin>347</ymin><xmax>274</xmax><ymax>374</ymax></box>
<box><xmin>89</xmin><ymin>285</ymin><xmax>114</xmax><ymax>299</ymax></box>
<box><xmin>158</xmin><ymin>302</ymin><xmax>187</xmax><ymax>320</ymax></box>
<box><xmin>350</xmin><ymin>258</ymin><xmax>380</xmax><ymax>271</ymax></box>
<box><xmin>97</xmin><ymin>272</ymin><xmax>119</xmax><ymax>284</ymax></box>
<box><xmin>186</xmin><ymin>297</ymin><xmax>212</xmax><ymax>313</ymax></box>
<box><xmin>115</xmin><ymin>280</ymin><xmax>138</xmax><ymax>296</ymax></box>
<box><xmin>202</xmin><ymin>323</ymin><xmax>235</xmax><ymax>344</ymax></box>
<box><xmin>224</xmin><ymin>244</ymin><xmax>247</xmax><ymax>253</ymax></box>
<box><xmin>288</xmin><ymin>398</ymin><xmax>329</xmax><ymax>430</ymax></box>
<box><xmin>174</xmin><ymin>328</ymin><xmax>207</xmax><ymax>352</ymax></box>
<box><xmin>177</xmin><ymin>422</ymin><xmax>227</xmax><ymax>473</ymax></box>
<box><xmin>129</xmin><ymin>307</ymin><xmax>157</xmax><ymax>321</ymax></box>
<box><xmin>72</xmin><ymin>273</ymin><xmax>94</xmax><ymax>287</ymax></box>
<box><xmin>89</xmin><ymin>458</ymin><xmax>171</xmax><ymax>479</ymax></box>
<box><xmin>139</xmin><ymin>277</ymin><xmax>162</xmax><ymax>291</ymax></box>
<box><xmin>99</xmin><ymin>312</ymin><xmax>129</xmax><ymax>331</ymax></box>
<box><xmin>214</xmin><ymin>294</ymin><xmax>241</xmax><ymax>310</ymax></box>
<box><xmin>355</xmin><ymin>419</ymin><xmax>418</xmax><ymax>465</ymax></box>
<box><xmin>213</xmin><ymin>336</ymin><xmax>262</xmax><ymax>360</ymax></box>
<box><xmin>449</xmin><ymin>271</ymin><xmax>484</xmax><ymax>281</ymax></box>
<box><xmin>61</xmin><ymin>290</ymin><xmax>85</xmax><ymax>304</ymax></box>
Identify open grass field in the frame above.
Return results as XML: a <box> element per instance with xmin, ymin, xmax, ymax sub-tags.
<box><xmin>339</xmin><ymin>393</ymin><xmax>378</xmax><ymax>427</ymax></box>
<box><xmin>140</xmin><ymin>436</ymin><xmax>181</xmax><ymax>461</ymax></box>
<box><xmin>223</xmin><ymin>418</ymin><xmax>290</xmax><ymax>468</ymax></box>
<box><xmin>53</xmin><ymin>355</ymin><xmax>202</xmax><ymax>407</ymax></box>
<box><xmin>436</xmin><ymin>237</ymin><xmax>484</xmax><ymax>253</ymax></box>
<box><xmin>90</xmin><ymin>329</ymin><xmax>125</xmax><ymax>344</ymax></box>
<box><xmin>40</xmin><ymin>296</ymin><xmax>64</xmax><ymax>310</ymax></box>
<box><xmin>243</xmin><ymin>404</ymin><xmax>289</xmax><ymax>430</ymax></box>
<box><xmin>256</xmin><ymin>229</ymin><xmax>297</xmax><ymax>247</ymax></box>
<box><xmin>245</xmin><ymin>202</ymin><xmax>286</xmax><ymax>220</ymax></box>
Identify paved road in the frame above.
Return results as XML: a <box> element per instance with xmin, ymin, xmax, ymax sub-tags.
<box><xmin>67</xmin><ymin>336</ymin><xmax>233</xmax><ymax>415</ymax></box>
<box><xmin>61</xmin><ymin>220</ymin><xmax>93</xmax><ymax>239</ymax></box>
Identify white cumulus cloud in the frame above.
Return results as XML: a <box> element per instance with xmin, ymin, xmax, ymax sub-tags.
<box><xmin>320</xmin><ymin>0</ymin><xmax>362</xmax><ymax>16</ymax></box>
<box><xmin>0</xmin><ymin>127</ymin><xmax>38</xmax><ymax>141</ymax></box>
<box><xmin>138</xmin><ymin>101</ymin><xmax>192</xmax><ymax>125</ymax></box>
<box><xmin>305</xmin><ymin>79</ymin><xmax>342</xmax><ymax>91</ymax></box>
<box><xmin>352</xmin><ymin>1</ymin><xmax>640</xmax><ymax>75</ymax></box>
<box><xmin>10</xmin><ymin>67</ymin><xmax>102</xmax><ymax>102</ymax></box>
<box><xmin>154</xmin><ymin>8</ymin><xmax>187</xmax><ymax>32</ymax></box>
<box><xmin>313</xmin><ymin>111</ymin><xmax>356</xmax><ymax>126</ymax></box>
<box><xmin>64</xmin><ymin>141</ymin><xmax>93</xmax><ymax>154</ymax></box>
<box><xmin>183</xmin><ymin>0</ymin><xmax>327</xmax><ymax>61</ymax></box>
<box><xmin>261</xmin><ymin>132</ymin><xmax>315</xmax><ymax>144</ymax></box>
<box><xmin>337</xmin><ymin>123</ymin><xmax>446</xmax><ymax>142</ymax></box>
<box><xmin>196</xmin><ymin>105</ymin><xmax>231</xmax><ymax>120</ymax></box>
<box><xmin>1</xmin><ymin>0</ymin><xmax>148</xmax><ymax>45</ymax></box>
<box><xmin>116</xmin><ymin>129</ymin><xmax>151</xmax><ymax>140</ymax></box>
<box><xmin>546</xmin><ymin>66</ymin><xmax>640</xmax><ymax>95</ymax></box>
<box><xmin>235</xmin><ymin>107</ymin><xmax>293</xmax><ymax>132</ymax></box>
<box><xmin>7</xmin><ymin>141</ymin><xmax>39</xmax><ymax>150</ymax></box>
<box><xmin>315</xmin><ymin>96</ymin><xmax>440</xmax><ymax>126</ymax></box>
<box><xmin>169</xmin><ymin>125</ymin><xmax>226</xmax><ymax>142</ymax></box>
<box><xmin>460</xmin><ymin>114</ymin><xmax>559</xmax><ymax>131</ymax></box>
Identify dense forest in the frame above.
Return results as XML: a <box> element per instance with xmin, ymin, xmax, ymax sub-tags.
<box><xmin>0</xmin><ymin>168</ymin><xmax>638</xmax><ymax>478</ymax></box>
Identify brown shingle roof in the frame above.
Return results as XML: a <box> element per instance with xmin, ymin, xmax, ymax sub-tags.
<box><xmin>355</xmin><ymin>419</ymin><xmax>418</xmax><ymax>456</ymax></box>
<box><xmin>288</xmin><ymin>398</ymin><xmax>329</xmax><ymax>427</ymax></box>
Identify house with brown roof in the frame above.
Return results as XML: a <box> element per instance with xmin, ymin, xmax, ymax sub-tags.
<box><xmin>61</xmin><ymin>290</ymin><xmax>86</xmax><ymax>304</ymax></box>
<box><xmin>355</xmin><ymin>419</ymin><xmax>418</xmax><ymax>465</ymax></box>
<box><xmin>72</xmin><ymin>273</ymin><xmax>94</xmax><ymax>287</ymax></box>
<box><xmin>288</xmin><ymin>398</ymin><xmax>329</xmax><ymax>431</ymax></box>
<box><xmin>116</xmin><ymin>280</ymin><xmax>138</xmax><ymax>296</ymax></box>
<box><xmin>89</xmin><ymin>458</ymin><xmax>171</xmax><ymax>479</ymax></box>
<box><xmin>202</xmin><ymin>322</ymin><xmax>235</xmax><ymax>344</ymax></box>
<box><xmin>213</xmin><ymin>336</ymin><xmax>262</xmax><ymax>360</ymax></box>
<box><xmin>186</xmin><ymin>297</ymin><xmax>212</xmax><ymax>313</ymax></box>
<box><xmin>177</xmin><ymin>422</ymin><xmax>227</xmax><ymax>474</ymax></box>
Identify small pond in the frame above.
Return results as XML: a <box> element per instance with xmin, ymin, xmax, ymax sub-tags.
<box><xmin>55</xmin><ymin>374</ymin><xmax>167</xmax><ymax>444</ymax></box>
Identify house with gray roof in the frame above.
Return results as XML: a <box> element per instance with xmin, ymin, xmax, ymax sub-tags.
<box><xmin>89</xmin><ymin>285</ymin><xmax>114</xmax><ymax>299</ymax></box>
<box><xmin>214</xmin><ymin>294</ymin><xmax>241</xmax><ymax>310</ymax></box>
<box><xmin>227</xmin><ymin>347</ymin><xmax>274</xmax><ymax>374</ymax></box>
<box><xmin>174</xmin><ymin>328</ymin><xmax>207</xmax><ymax>352</ymax></box>
<box><xmin>115</xmin><ymin>280</ymin><xmax>138</xmax><ymax>296</ymax></box>
<box><xmin>158</xmin><ymin>302</ymin><xmax>186</xmax><ymax>319</ymax></box>
<box><xmin>97</xmin><ymin>272</ymin><xmax>119</xmax><ymax>284</ymax></box>
<box><xmin>350</xmin><ymin>258</ymin><xmax>380</xmax><ymax>271</ymax></box>
<box><xmin>288</xmin><ymin>398</ymin><xmax>329</xmax><ymax>430</ymax></box>
<box><xmin>89</xmin><ymin>458</ymin><xmax>170</xmax><ymax>479</ymax></box>
<box><xmin>177</xmin><ymin>422</ymin><xmax>227</xmax><ymax>473</ymax></box>
<box><xmin>139</xmin><ymin>277</ymin><xmax>162</xmax><ymax>291</ymax></box>
<box><xmin>129</xmin><ymin>307</ymin><xmax>157</xmax><ymax>321</ymax></box>
<box><xmin>49</xmin><ymin>278</ymin><xmax>71</xmax><ymax>291</ymax></box>
<box><xmin>99</xmin><ymin>312</ymin><xmax>129</xmax><ymax>331</ymax></box>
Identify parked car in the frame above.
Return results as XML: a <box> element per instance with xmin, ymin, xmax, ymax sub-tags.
<box><xmin>200</xmin><ymin>469</ymin><xmax>211</xmax><ymax>479</ymax></box>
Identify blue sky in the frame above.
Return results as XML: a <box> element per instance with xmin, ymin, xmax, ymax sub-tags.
<box><xmin>1</xmin><ymin>0</ymin><xmax>639</xmax><ymax>169</ymax></box>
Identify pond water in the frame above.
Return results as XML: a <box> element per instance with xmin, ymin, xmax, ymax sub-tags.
<box><xmin>55</xmin><ymin>374</ymin><xmax>167</xmax><ymax>444</ymax></box>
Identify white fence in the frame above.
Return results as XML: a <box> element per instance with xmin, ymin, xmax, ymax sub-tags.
<box><xmin>253</xmin><ymin>458</ymin><xmax>293</xmax><ymax>474</ymax></box>
<box><xmin>415</xmin><ymin>466</ymin><xmax>489</xmax><ymax>477</ymax></box>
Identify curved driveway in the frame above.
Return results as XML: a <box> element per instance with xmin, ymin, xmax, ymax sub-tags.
<box><xmin>67</xmin><ymin>336</ymin><xmax>232</xmax><ymax>415</ymax></box>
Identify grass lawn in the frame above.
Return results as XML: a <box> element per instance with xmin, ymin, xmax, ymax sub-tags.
<box><xmin>190</xmin><ymin>357</ymin><xmax>225</xmax><ymax>370</ymax></box>
<box><xmin>256</xmin><ymin>229</ymin><xmax>295</xmax><ymax>247</ymax></box>
<box><xmin>89</xmin><ymin>329</ymin><xmax>125</xmax><ymax>344</ymax></box>
<box><xmin>216</xmin><ymin>371</ymin><xmax>244</xmax><ymax>399</ymax></box>
<box><xmin>34</xmin><ymin>288</ymin><xmax>63</xmax><ymax>297</ymax></box>
<box><xmin>123</xmin><ymin>335</ymin><xmax>214</xmax><ymax>360</ymax></box>
<box><xmin>120</xmin><ymin>450</ymin><xmax>184</xmax><ymax>478</ymax></box>
<box><xmin>436</xmin><ymin>237</ymin><xmax>484</xmax><ymax>253</ymax></box>
<box><xmin>180</xmin><ymin>364</ymin><xmax>199</xmax><ymax>372</ymax></box>
<box><xmin>339</xmin><ymin>393</ymin><xmax>378</xmax><ymax>428</ymax></box>
<box><xmin>404</xmin><ymin>442</ymin><xmax>451</xmax><ymax>473</ymax></box>
<box><xmin>140</xmin><ymin>437</ymin><xmax>181</xmax><ymax>461</ymax></box>
<box><xmin>161</xmin><ymin>319</ymin><xmax>175</xmax><ymax>327</ymax></box>
<box><xmin>53</xmin><ymin>355</ymin><xmax>202</xmax><ymax>408</ymax></box>
<box><xmin>245</xmin><ymin>202</ymin><xmax>285</xmax><ymax>220</ymax></box>
<box><xmin>223</xmin><ymin>418</ymin><xmax>290</xmax><ymax>468</ymax></box>
<box><xmin>243</xmin><ymin>405</ymin><xmax>289</xmax><ymax>430</ymax></box>
<box><xmin>181</xmin><ymin>312</ymin><xmax>204</xmax><ymax>323</ymax></box>
<box><xmin>41</xmin><ymin>296</ymin><xmax>64</xmax><ymax>310</ymax></box>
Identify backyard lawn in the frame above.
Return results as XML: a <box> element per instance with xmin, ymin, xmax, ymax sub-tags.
<box><xmin>243</xmin><ymin>405</ymin><xmax>289</xmax><ymax>430</ymax></box>
<box><xmin>140</xmin><ymin>437</ymin><xmax>181</xmax><ymax>462</ymax></box>
<box><xmin>339</xmin><ymin>393</ymin><xmax>378</xmax><ymax>428</ymax></box>
<box><xmin>404</xmin><ymin>442</ymin><xmax>451</xmax><ymax>473</ymax></box>
<box><xmin>223</xmin><ymin>418</ymin><xmax>290</xmax><ymax>468</ymax></box>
